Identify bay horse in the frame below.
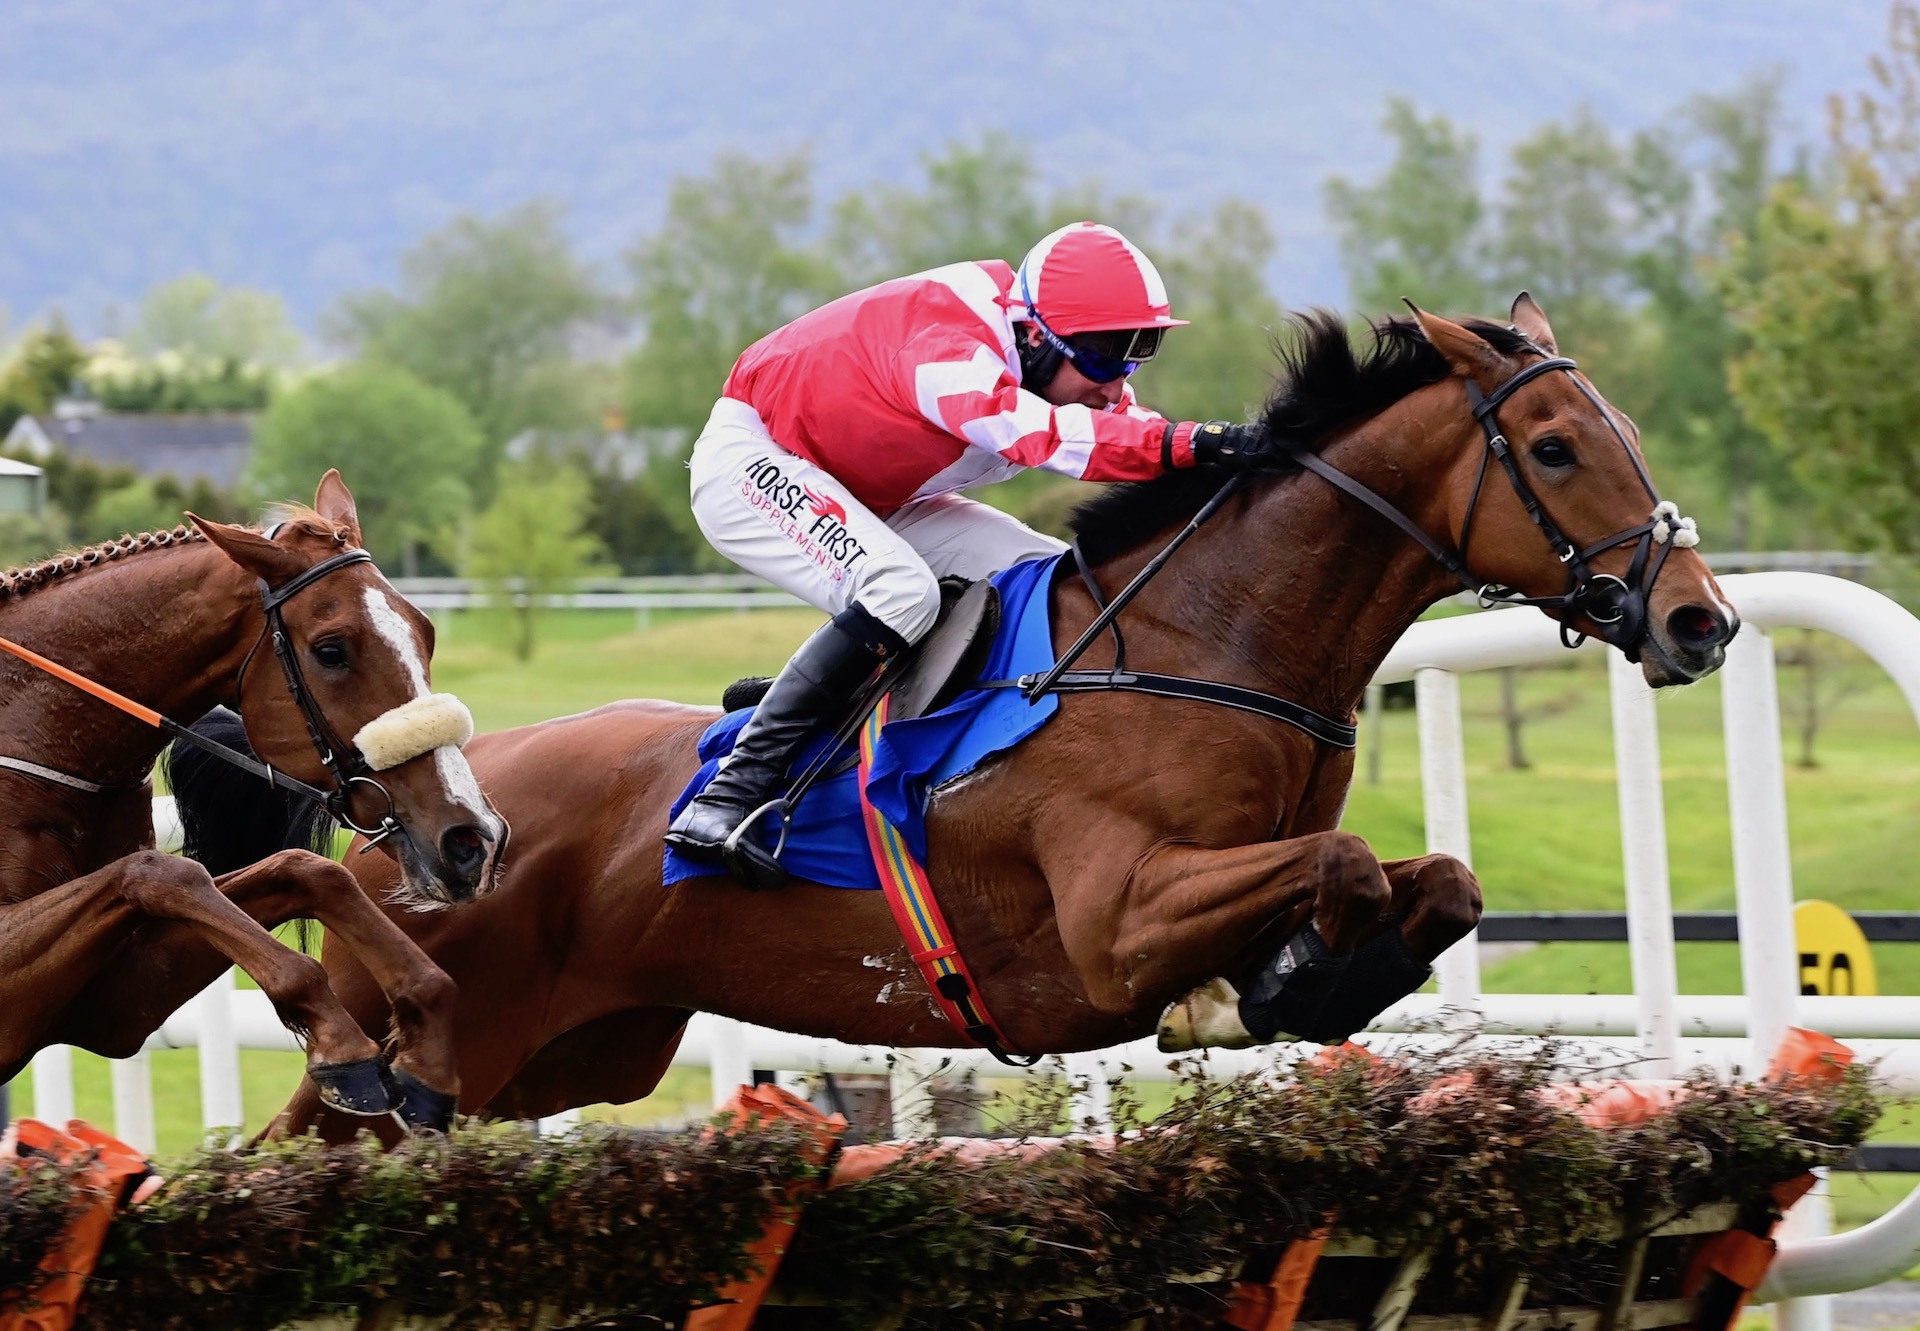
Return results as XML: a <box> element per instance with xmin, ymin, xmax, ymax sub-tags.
<box><xmin>0</xmin><ymin>472</ymin><xmax>505</xmax><ymax>1127</ymax></box>
<box><xmin>258</xmin><ymin>298</ymin><xmax>1738</xmax><ymax>1134</ymax></box>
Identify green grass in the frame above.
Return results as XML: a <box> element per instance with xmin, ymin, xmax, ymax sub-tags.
<box><xmin>11</xmin><ymin>607</ymin><xmax>1919</xmax><ymax>1238</ymax></box>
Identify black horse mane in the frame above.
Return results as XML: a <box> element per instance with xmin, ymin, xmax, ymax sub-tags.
<box><xmin>1068</xmin><ymin>311</ymin><xmax>1540</xmax><ymax>564</ymax></box>
<box><xmin>162</xmin><ymin>705</ymin><xmax>337</xmax><ymax>880</ymax></box>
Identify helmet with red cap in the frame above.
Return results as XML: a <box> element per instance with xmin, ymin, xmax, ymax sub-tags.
<box><xmin>1013</xmin><ymin>221</ymin><xmax>1187</xmax><ymax>385</ymax></box>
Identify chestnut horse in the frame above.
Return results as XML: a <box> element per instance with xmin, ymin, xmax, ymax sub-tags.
<box><xmin>0</xmin><ymin>473</ymin><xmax>505</xmax><ymax>1126</ymax></box>
<box><xmin>261</xmin><ymin>299</ymin><xmax>1737</xmax><ymax>1133</ymax></box>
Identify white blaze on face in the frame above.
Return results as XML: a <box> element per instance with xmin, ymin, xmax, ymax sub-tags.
<box><xmin>361</xmin><ymin>585</ymin><xmax>497</xmax><ymax>828</ymax></box>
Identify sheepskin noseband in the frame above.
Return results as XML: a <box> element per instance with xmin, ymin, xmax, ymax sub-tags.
<box><xmin>352</xmin><ymin>693</ymin><xmax>476</xmax><ymax>771</ymax></box>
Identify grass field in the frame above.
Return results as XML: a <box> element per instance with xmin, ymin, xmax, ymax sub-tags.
<box><xmin>10</xmin><ymin>601</ymin><xmax>1918</xmax><ymax>1236</ymax></box>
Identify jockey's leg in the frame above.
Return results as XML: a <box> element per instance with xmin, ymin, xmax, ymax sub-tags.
<box><xmin>665</xmin><ymin>401</ymin><xmax>939</xmax><ymax>878</ymax></box>
<box><xmin>884</xmin><ymin>492</ymin><xmax>1067</xmax><ymax>580</ymax></box>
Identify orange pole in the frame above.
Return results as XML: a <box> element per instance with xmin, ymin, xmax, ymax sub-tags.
<box><xmin>0</xmin><ymin>635</ymin><xmax>163</xmax><ymax>728</ymax></box>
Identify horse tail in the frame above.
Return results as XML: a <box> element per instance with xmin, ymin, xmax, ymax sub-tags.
<box><xmin>162</xmin><ymin>706</ymin><xmax>338</xmax><ymax>876</ymax></box>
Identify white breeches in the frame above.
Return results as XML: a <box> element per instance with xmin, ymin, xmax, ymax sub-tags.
<box><xmin>688</xmin><ymin>398</ymin><xmax>1066</xmax><ymax>643</ymax></box>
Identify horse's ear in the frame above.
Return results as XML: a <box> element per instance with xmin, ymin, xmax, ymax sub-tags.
<box><xmin>189</xmin><ymin>514</ymin><xmax>307</xmax><ymax>587</ymax></box>
<box><xmin>313</xmin><ymin>470</ymin><xmax>363</xmax><ymax>546</ymax></box>
<box><xmin>1404</xmin><ymin>300</ymin><xmax>1506</xmax><ymax>380</ymax></box>
<box><xmin>1509</xmin><ymin>291</ymin><xmax>1559</xmax><ymax>355</ymax></box>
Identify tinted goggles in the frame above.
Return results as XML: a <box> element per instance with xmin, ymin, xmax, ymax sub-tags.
<box><xmin>1061</xmin><ymin>326</ymin><xmax>1165</xmax><ymax>382</ymax></box>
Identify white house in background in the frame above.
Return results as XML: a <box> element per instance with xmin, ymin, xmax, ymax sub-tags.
<box><xmin>4</xmin><ymin>396</ymin><xmax>254</xmax><ymax>488</ymax></box>
<box><xmin>0</xmin><ymin>456</ymin><xmax>47</xmax><ymax>515</ymax></box>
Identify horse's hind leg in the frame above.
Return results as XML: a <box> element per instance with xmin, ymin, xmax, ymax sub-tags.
<box><xmin>12</xmin><ymin>851</ymin><xmax>387</xmax><ymax>1111</ymax></box>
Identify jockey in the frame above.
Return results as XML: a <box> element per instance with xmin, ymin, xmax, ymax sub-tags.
<box><xmin>665</xmin><ymin>220</ymin><xmax>1277</xmax><ymax>869</ymax></box>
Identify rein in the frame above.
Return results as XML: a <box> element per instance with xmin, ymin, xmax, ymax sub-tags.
<box><xmin>0</xmin><ymin>547</ymin><xmax>405</xmax><ymax>846</ymax></box>
<box><xmin>984</xmin><ymin>477</ymin><xmax>1361</xmax><ymax>750</ymax></box>
<box><xmin>991</xmin><ymin>352</ymin><xmax>1697</xmax><ymax>740</ymax></box>
<box><xmin>1289</xmin><ymin>355</ymin><xmax>1697</xmax><ymax>659</ymax></box>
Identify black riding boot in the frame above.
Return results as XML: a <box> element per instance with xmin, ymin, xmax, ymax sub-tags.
<box><xmin>665</xmin><ymin>604</ymin><xmax>905</xmax><ymax>882</ymax></box>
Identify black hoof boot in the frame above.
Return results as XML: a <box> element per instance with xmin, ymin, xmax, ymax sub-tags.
<box><xmin>309</xmin><ymin>1057</ymin><xmax>400</xmax><ymax>1117</ymax></box>
<box><xmin>1238</xmin><ymin>922</ymin><xmax>1352</xmax><ymax>1044</ymax></box>
<box><xmin>1305</xmin><ymin>922</ymin><xmax>1434</xmax><ymax>1044</ymax></box>
<box><xmin>388</xmin><ymin>1066</ymin><xmax>460</xmax><ymax>1133</ymax></box>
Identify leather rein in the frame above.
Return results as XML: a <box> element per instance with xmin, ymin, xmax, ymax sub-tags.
<box><xmin>0</xmin><ymin>547</ymin><xmax>405</xmax><ymax>847</ymax></box>
<box><xmin>1007</xmin><ymin>352</ymin><xmax>1692</xmax><ymax>735</ymax></box>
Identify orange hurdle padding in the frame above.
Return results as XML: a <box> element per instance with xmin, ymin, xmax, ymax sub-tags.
<box><xmin>1223</xmin><ymin>1226</ymin><xmax>1333</xmax><ymax>1331</ymax></box>
<box><xmin>1</xmin><ymin>1120</ymin><xmax>155</xmax><ymax>1331</ymax></box>
<box><xmin>685</xmin><ymin>1084</ymin><xmax>847</xmax><ymax>1331</ymax></box>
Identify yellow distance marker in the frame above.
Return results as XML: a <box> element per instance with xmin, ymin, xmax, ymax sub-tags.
<box><xmin>1793</xmin><ymin>900</ymin><xmax>1878</xmax><ymax>997</ymax></box>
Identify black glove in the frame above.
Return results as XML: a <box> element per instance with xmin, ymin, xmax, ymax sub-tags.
<box><xmin>1189</xmin><ymin>419</ymin><xmax>1281</xmax><ymax>470</ymax></box>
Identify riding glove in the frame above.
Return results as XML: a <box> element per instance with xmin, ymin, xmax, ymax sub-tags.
<box><xmin>1191</xmin><ymin>420</ymin><xmax>1283</xmax><ymax>470</ymax></box>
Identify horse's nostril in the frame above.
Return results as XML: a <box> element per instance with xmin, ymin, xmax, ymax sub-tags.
<box><xmin>440</xmin><ymin>825</ymin><xmax>491</xmax><ymax>880</ymax></box>
<box><xmin>1667</xmin><ymin>604</ymin><xmax>1726</xmax><ymax>649</ymax></box>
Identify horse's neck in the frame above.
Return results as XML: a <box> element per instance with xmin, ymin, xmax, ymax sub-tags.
<box><xmin>0</xmin><ymin>544</ymin><xmax>255</xmax><ymax>780</ymax></box>
<box><xmin>1098</xmin><ymin>415</ymin><xmax>1463</xmax><ymax>720</ymax></box>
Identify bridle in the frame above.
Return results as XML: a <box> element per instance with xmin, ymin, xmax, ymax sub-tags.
<box><xmin>999</xmin><ymin>347</ymin><xmax>1701</xmax><ymax>747</ymax></box>
<box><xmin>0</xmin><ymin>544</ymin><xmax>407</xmax><ymax>848</ymax></box>
<box><xmin>235</xmin><ymin>546</ymin><xmax>405</xmax><ymax>845</ymax></box>
<box><xmin>1286</xmin><ymin>352</ymin><xmax>1699</xmax><ymax>660</ymax></box>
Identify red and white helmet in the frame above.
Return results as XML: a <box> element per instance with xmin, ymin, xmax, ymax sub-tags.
<box><xmin>1013</xmin><ymin>221</ymin><xmax>1188</xmax><ymax>336</ymax></box>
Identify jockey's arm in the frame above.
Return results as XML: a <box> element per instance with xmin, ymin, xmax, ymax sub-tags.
<box><xmin>903</xmin><ymin>335</ymin><xmax>1202</xmax><ymax>482</ymax></box>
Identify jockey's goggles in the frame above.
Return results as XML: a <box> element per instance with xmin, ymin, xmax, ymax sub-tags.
<box><xmin>1031</xmin><ymin>316</ymin><xmax>1165</xmax><ymax>383</ymax></box>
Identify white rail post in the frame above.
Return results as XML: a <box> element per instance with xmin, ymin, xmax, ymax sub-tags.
<box><xmin>537</xmin><ymin>1107</ymin><xmax>583</xmax><ymax>1135</ymax></box>
<box><xmin>1415</xmin><ymin>668</ymin><xmax>1481</xmax><ymax>1019</ymax></box>
<box><xmin>110</xmin><ymin>1053</ymin><xmax>156</xmax><ymax>1155</ymax></box>
<box><xmin>195</xmin><ymin>969</ymin><xmax>244</xmax><ymax>1133</ymax></box>
<box><xmin>1607</xmin><ymin>651</ymin><xmax>1680</xmax><ymax>1073</ymax></box>
<box><xmin>30</xmin><ymin>1046</ymin><xmax>75</xmax><ymax>1125</ymax></box>
<box><xmin>1721</xmin><ymin>625</ymin><xmax>1829</xmax><ymax>1331</ymax></box>
<box><xmin>707</xmin><ymin>1018</ymin><xmax>752</xmax><ymax>1110</ymax></box>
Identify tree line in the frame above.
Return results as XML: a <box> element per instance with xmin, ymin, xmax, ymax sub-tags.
<box><xmin>6</xmin><ymin>5</ymin><xmax>1920</xmax><ymax>656</ymax></box>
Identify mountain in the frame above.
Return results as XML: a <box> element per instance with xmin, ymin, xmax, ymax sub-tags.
<box><xmin>0</xmin><ymin>0</ymin><xmax>1892</xmax><ymax>334</ymax></box>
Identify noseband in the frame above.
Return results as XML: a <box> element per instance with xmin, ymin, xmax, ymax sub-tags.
<box><xmin>1288</xmin><ymin>353</ymin><xmax>1699</xmax><ymax>660</ymax></box>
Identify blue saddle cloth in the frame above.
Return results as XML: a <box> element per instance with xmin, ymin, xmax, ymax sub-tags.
<box><xmin>663</xmin><ymin>553</ymin><xmax>1065</xmax><ymax>890</ymax></box>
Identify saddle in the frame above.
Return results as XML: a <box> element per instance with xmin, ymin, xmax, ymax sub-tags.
<box><xmin>715</xmin><ymin>578</ymin><xmax>1001</xmax><ymax>888</ymax></box>
<box><xmin>722</xmin><ymin>577</ymin><xmax>1002</xmax><ymax>725</ymax></box>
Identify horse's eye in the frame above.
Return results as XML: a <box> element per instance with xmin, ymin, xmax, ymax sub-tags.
<box><xmin>312</xmin><ymin>640</ymin><xmax>349</xmax><ymax>670</ymax></box>
<box><xmin>1531</xmin><ymin>437</ymin><xmax>1576</xmax><ymax>469</ymax></box>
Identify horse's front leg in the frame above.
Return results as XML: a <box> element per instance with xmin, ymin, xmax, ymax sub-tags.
<box><xmin>1048</xmin><ymin>830</ymin><xmax>1390</xmax><ymax>1035</ymax></box>
<box><xmin>48</xmin><ymin>849</ymin><xmax>462</xmax><ymax>1129</ymax></box>
<box><xmin>4</xmin><ymin>851</ymin><xmax>393</xmax><ymax>1115</ymax></box>
<box><xmin>1157</xmin><ymin>848</ymin><xmax>1483</xmax><ymax>1052</ymax></box>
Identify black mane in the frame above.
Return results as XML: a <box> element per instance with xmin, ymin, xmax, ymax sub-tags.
<box><xmin>1068</xmin><ymin>311</ymin><xmax>1539</xmax><ymax>564</ymax></box>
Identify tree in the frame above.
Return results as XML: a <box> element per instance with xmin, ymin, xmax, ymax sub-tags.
<box><xmin>1325</xmin><ymin>100</ymin><xmax>1493</xmax><ymax>316</ymax></box>
<box><xmin>461</xmin><ymin>461</ymin><xmax>611</xmax><ymax>660</ymax></box>
<box><xmin>252</xmin><ymin>364</ymin><xmax>483</xmax><ymax>573</ymax></box>
<box><xmin>828</xmin><ymin>132</ymin><xmax>1049</xmax><ymax>288</ymax></box>
<box><xmin>1622</xmin><ymin>74</ymin><xmax>1801</xmax><ymax>549</ymax></box>
<box><xmin>330</xmin><ymin>203</ymin><xmax>608</xmax><ymax>465</ymax></box>
<box><xmin>622</xmin><ymin>152</ymin><xmax>844</xmax><ymax>435</ymax></box>
<box><xmin>1721</xmin><ymin>5</ymin><xmax>1920</xmax><ymax>552</ymax></box>
<box><xmin>129</xmin><ymin>274</ymin><xmax>306</xmax><ymax>367</ymax></box>
<box><xmin>1141</xmin><ymin>199</ymin><xmax>1286</xmax><ymax>422</ymax></box>
<box><xmin>0</xmin><ymin>323</ymin><xmax>87</xmax><ymax>435</ymax></box>
<box><xmin>1491</xmin><ymin>107</ymin><xmax>1637</xmax><ymax>365</ymax></box>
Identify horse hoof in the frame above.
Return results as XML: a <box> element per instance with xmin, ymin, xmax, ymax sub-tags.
<box><xmin>388</xmin><ymin>1066</ymin><xmax>459</xmax><ymax>1133</ymax></box>
<box><xmin>309</xmin><ymin>1057</ymin><xmax>400</xmax><ymax>1117</ymax></box>
<box><xmin>1157</xmin><ymin>978</ymin><xmax>1258</xmax><ymax>1053</ymax></box>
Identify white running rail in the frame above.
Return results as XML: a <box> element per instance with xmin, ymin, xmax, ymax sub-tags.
<box><xmin>15</xmin><ymin>572</ymin><xmax>1919</xmax><ymax>1312</ymax></box>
